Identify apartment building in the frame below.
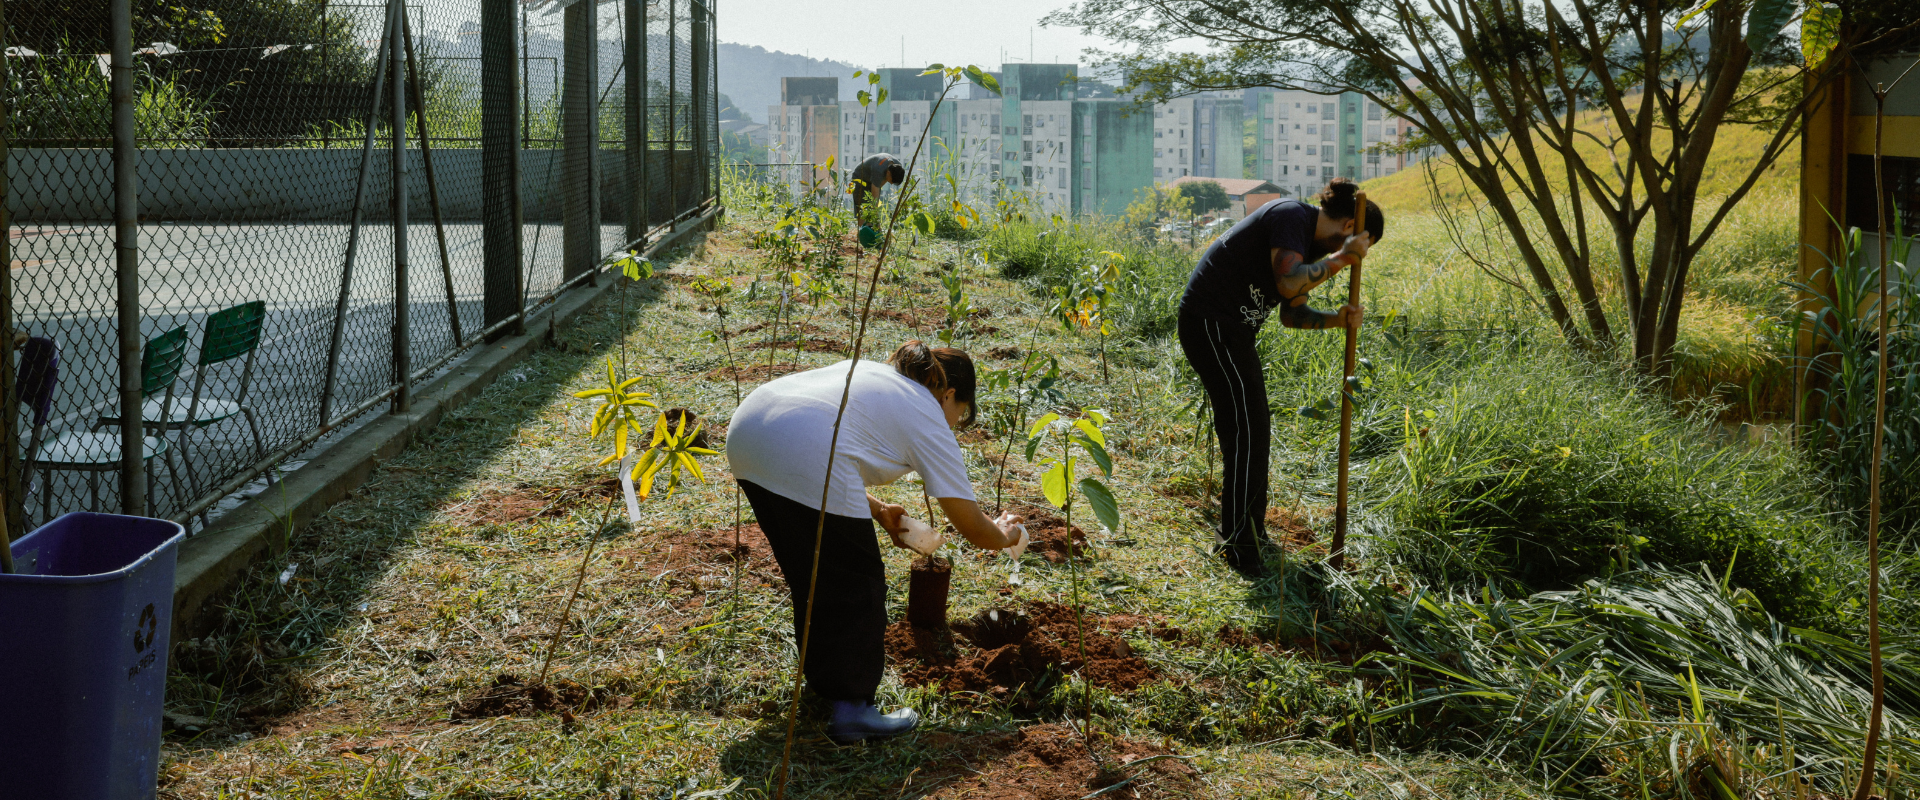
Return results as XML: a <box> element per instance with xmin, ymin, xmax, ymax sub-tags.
<box><xmin>1152</xmin><ymin>94</ymin><xmax>1245</xmax><ymax>182</ymax></box>
<box><xmin>766</xmin><ymin>77</ymin><xmax>840</xmax><ymax>197</ymax></box>
<box><xmin>1251</xmin><ymin>90</ymin><xmax>1427</xmax><ymax>200</ymax></box>
<box><xmin>771</xmin><ymin>63</ymin><xmax>1154</xmax><ymax>218</ymax></box>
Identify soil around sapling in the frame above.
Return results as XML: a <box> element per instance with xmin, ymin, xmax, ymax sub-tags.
<box><xmin>885</xmin><ymin>602</ymin><xmax>1162</xmax><ymax>702</ymax></box>
<box><xmin>1006</xmin><ymin>504</ymin><xmax>1092</xmax><ymax>564</ymax></box>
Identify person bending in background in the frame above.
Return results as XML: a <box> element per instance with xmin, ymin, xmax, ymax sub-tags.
<box><xmin>1178</xmin><ymin>178</ymin><xmax>1385</xmax><ymax>579</ymax></box>
<box><xmin>726</xmin><ymin>341</ymin><xmax>1024</xmax><ymax>743</ymax></box>
<box><xmin>849</xmin><ymin>152</ymin><xmax>905</xmax><ymax>225</ymax></box>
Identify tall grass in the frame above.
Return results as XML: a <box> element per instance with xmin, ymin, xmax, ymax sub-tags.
<box><xmin>7</xmin><ymin>51</ymin><xmax>215</xmax><ymax>144</ymax></box>
<box><xmin>1356</xmin><ymin>568</ymin><xmax>1918</xmax><ymax>798</ymax></box>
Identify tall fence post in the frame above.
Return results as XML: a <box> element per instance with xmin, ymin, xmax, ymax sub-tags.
<box><xmin>388</xmin><ymin>0</ymin><xmax>411</xmax><ymax>413</ymax></box>
<box><xmin>668</xmin><ymin>0</ymin><xmax>678</xmax><ymax>217</ymax></box>
<box><xmin>626</xmin><ymin>0</ymin><xmax>648</xmax><ymax>244</ymax></box>
<box><xmin>691</xmin><ymin>1</ymin><xmax>709</xmax><ymax>203</ymax></box>
<box><xmin>483</xmin><ymin>0</ymin><xmax>525</xmax><ymax>339</ymax></box>
<box><xmin>111</xmin><ymin>0</ymin><xmax>146</xmax><ymax>515</ymax></box>
<box><xmin>563</xmin><ymin>0</ymin><xmax>601</xmax><ymax>284</ymax></box>
<box><xmin>0</xmin><ymin>0</ymin><xmax>21</xmax><ymax>538</ymax></box>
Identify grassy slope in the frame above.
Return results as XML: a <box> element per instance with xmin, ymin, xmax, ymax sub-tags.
<box><xmin>155</xmin><ymin>179</ymin><xmax>1904</xmax><ymax>798</ymax></box>
<box><xmin>1361</xmin><ymin>111</ymin><xmax>1801</xmax><ymax>216</ymax></box>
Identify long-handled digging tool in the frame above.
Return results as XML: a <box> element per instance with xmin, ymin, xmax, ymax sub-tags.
<box><xmin>1330</xmin><ymin>192</ymin><xmax>1368</xmax><ymax>573</ymax></box>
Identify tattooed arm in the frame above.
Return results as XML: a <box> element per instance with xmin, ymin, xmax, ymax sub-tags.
<box><xmin>1270</xmin><ymin>240</ymin><xmax>1367</xmax><ymax>331</ymax></box>
<box><xmin>1270</xmin><ymin>242</ymin><xmax>1364</xmax><ymax>298</ymax></box>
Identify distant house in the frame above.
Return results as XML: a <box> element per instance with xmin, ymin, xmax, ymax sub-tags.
<box><xmin>721</xmin><ymin>119</ymin><xmax>768</xmax><ymax>149</ymax></box>
<box><xmin>1170</xmin><ymin>176</ymin><xmax>1284</xmax><ymax>219</ymax></box>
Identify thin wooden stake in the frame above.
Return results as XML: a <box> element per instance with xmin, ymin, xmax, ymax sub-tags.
<box><xmin>537</xmin><ymin>496</ymin><xmax>618</xmax><ymax>687</ymax></box>
<box><xmin>1330</xmin><ymin>191</ymin><xmax>1369</xmax><ymax>572</ymax></box>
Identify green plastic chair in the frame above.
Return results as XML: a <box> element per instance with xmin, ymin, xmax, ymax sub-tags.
<box><xmin>39</xmin><ymin>327</ymin><xmax>188</xmax><ymax>515</ymax></box>
<box><xmin>101</xmin><ymin>301</ymin><xmax>269</xmax><ymax>498</ymax></box>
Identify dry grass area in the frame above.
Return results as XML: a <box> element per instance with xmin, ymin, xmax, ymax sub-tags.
<box><xmin>154</xmin><ymin>206</ymin><xmax>1563</xmax><ymax>799</ymax></box>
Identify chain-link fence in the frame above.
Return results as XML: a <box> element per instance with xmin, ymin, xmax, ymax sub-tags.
<box><xmin>3</xmin><ymin>0</ymin><xmax>718</xmax><ymax>531</ymax></box>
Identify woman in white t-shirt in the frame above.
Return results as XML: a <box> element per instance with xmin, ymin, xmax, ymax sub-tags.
<box><xmin>727</xmin><ymin>341</ymin><xmax>1025</xmax><ymax>744</ymax></box>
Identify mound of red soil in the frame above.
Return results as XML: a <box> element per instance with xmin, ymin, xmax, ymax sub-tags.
<box><xmin>986</xmin><ymin>345</ymin><xmax>1023</xmax><ymax>361</ymax></box>
<box><xmin>885</xmin><ymin>602</ymin><xmax>1160</xmax><ymax>700</ymax></box>
<box><xmin>449</xmin><ymin>674</ymin><xmax>620</xmax><ymax>720</ymax></box>
<box><xmin>921</xmin><ymin>723</ymin><xmax>1200</xmax><ymax>799</ymax></box>
<box><xmin>1006</xmin><ymin>505</ymin><xmax>1091</xmax><ymax>564</ymax></box>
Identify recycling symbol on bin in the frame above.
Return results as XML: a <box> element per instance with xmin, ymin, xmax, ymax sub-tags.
<box><xmin>133</xmin><ymin>603</ymin><xmax>157</xmax><ymax>654</ymax></box>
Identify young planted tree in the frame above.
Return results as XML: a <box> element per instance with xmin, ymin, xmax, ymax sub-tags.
<box><xmin>1050</xmin><ymin>0</ymin><xmax>1919</xmax><ymax>375</ymax></box>
<box><xmin>541</xmin><ymin>359</ymin><xmax>716</xmax><ymax>687</ymax></box>
<box><xmin>983</xmin><ymin>352</ymin><xmax>1066</xmax><ymax>513</ymax></box>
<box><xmin>1025</xmin><ymin>409</ymin><xmax>1121</xmax><ymax>731</ymax></box>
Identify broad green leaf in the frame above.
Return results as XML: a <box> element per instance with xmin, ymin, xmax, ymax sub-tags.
<box><xmin>1077</xmin><ymin>436</ymin><xmax>1112</xmax><ymax>476</ymax></box>
<box><xmin>1803</xmin><ymin>3</ymin><xmax>1839</xmax><ymax>68</ymax></box>
<box><xmin>1084</xmin><ymin>408</ymin><xmax>1109</xmax><ymax>426</ymax></box>
<box><xmin>877</xmin><ymin>87</ymin><xmax>889</xmax><ymax>104</ymax></box>
<box><xmin>1744</xmin><ymin>0</ymin><xmax>1794</xmax><ymax>53</ymax></box>
<box><xmin>1072</xmin><ymin>418</ymin><xmax>1105</xmax><ymax>447</ymax></box>
<box><xmin>857</xmin><ymin>89</ymin><xmax>871</xmax><ymax>107</ymax></box>
<box><xmin>1078</xmin><ymin>477</ymin><xmax>1120</xmax><ymax>533</ymax></box>
<box><xmin>1041</xmin><ymin>462</ymin><xmax>1069</xmax><ymax>509</ymax></box>
<box><xmin>1028</xmin><ymin>412</ymin><xmax>1061</xmax><ymax>439</ymax></box>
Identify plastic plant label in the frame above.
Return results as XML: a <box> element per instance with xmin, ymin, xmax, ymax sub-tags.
<box><xmin>618</xmin><ymin>451</ymin><xmax>642</xmax><ymax>523</ymax></box>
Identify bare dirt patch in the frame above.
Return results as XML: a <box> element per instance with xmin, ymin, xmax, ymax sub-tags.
<box><xmin>448</xmin><ymin>674</ymin><xmax>625</xmax><ymax>720</ymax></box>
<box><xmin>706</xmin><ymin>362</ymin><xmax>805</xmax><ymax>383</ymax></box>
<box><xmin>745</xmin><ymin>336</ymin><xmax>850</xmax><ymax>354</ymax></box>
<box><xmin>885</xmin><ymin>602</ymin><xmax>1162</xmax><ymax>701</ymax></box>
<box><xmin>986</xmin><ymin>345</ymin><xmax>1023</xmax><ymax>360</ymax></box>
<box><xmin>1265</xmin><ymin>506</ymin><xmax>1321</xmax><ymax>553</ymax></box>
<box><xmin>918</xmin><ymin>723</ymin><xmax>1201</xmax><ymax>799</ymax></box>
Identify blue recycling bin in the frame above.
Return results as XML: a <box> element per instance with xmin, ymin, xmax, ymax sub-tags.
<box><xmin>0</xmin><ymin>512</ymin><xmax>187</xmax><ymax>800</ymax></box>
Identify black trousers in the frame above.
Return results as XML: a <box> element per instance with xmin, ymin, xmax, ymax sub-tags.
<box><xmin>739</xmin><ymin>479</ymin><xmax>886</xmax><ymax>704</ymax></box>
<box><xmin>1177</xmin><ymin>311</ymin><xmax>1270</xmax><ymax>550</ymax></box>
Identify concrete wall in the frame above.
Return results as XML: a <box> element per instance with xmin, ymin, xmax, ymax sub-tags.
<box><xmin>8</xmin><ymin>148</ymin><xmax>707</xmax><ymax>224</ymax></box>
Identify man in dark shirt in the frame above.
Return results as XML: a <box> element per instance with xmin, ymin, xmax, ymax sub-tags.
<box><xmin>849</xmin><ymin>153</ymin><xmax>905</xmax><ymax>224</ymax></box>
<box><xmin>1178</xmin><ymin>178</ymin><xmax>1384</xmax><ymax>579</ymax></box>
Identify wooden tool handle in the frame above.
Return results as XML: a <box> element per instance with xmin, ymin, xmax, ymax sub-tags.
<box><xmin>1331</xmin><ymin>191</ymin><xmax>1368</xmax><ymax>571</ymax></box>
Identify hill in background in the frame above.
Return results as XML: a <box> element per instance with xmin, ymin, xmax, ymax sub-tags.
<box><xmin>1361</xmin><ymin>114</ymin><xmax>1800</xmax><ymax>215</ymax></box>
<box><xmin>718</xmin><ymin>43</ymin><xmax>863</xmax><ymax>123</ymax></box>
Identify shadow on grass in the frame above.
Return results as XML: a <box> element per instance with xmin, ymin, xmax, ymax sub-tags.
<box><xmin>161</xmin><ymin>252</ymin><xmax>694</xmax><ymax>747</ymax></box>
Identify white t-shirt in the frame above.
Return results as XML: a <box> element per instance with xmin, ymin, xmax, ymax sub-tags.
<box><xmin>727</xmin><ymin>360</ymin><xmax>976</xmax><ymax>518</ymax></box>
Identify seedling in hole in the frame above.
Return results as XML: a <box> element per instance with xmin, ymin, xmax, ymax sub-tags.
<box><xmin>1026</xmin><ymin>407</ymin><xmax>1120</xmax><ymax>743</ymax></box>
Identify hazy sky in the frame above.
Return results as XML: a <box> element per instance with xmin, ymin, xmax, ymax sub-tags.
<box><xmin>715</xmin><ymin>0</ymin><xmax>1119</xmax><ymax>74</ymax></box>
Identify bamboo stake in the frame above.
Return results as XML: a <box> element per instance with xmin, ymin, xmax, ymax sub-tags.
<box><xmin>1330</xmin><ymin>191</ymin><xmax>1368</xmax><ymax>572</ymax></box>
<box><xmin>1851</xmin><ymin>53</ymin><xmax>1918</xmax><ymax>800</ymax></box>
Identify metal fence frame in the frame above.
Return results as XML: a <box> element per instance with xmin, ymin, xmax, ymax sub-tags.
<box><xmin>3</xmin><ymin>0</ymin><xmax>719</xmax><ymax>531</ymax></box>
